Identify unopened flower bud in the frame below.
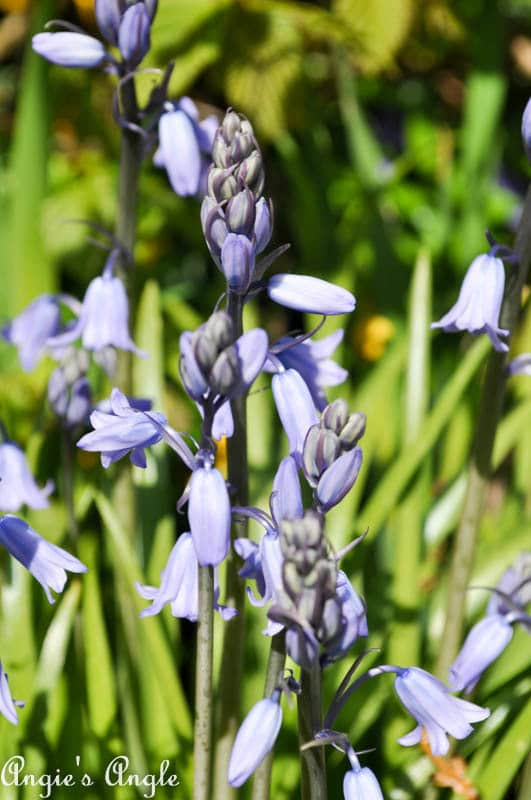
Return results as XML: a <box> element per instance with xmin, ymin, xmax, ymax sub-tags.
<box><xmin>221</xmin><ymin>234</ymin><xmax>255</xmax><ymax>294</ymax></box>
<box><xmin>118</xmin><ymin>2</ymin><xmax>151</xmax><ymax>67</ymax></box>
<box><xmin>193</xmin><ymin>332</ymin><xmax>220</xmax><ymax>375</ymax></box>
<box><xmin>205</xmin><ymin>311</ymin><xmax>234</xmax><ymax>350</ymax></box>
<box><xmin>254</xmin><ymin>198</ymin><xmax>273</xmax><ymax>253</ymax></box>
<box><xmin>207</xmin><ymin>167</ymin><xmax>239</xmax><ymax>202</ymax></box>
<box><xmin>210</xmin><ymin>346</ymin><xmax>241</xmax><ymax>396</ymax></box>
<box><xmin>222</xmin><ymin>110</ymin><xmax>242</xmax><ymax>143</ymax></box>
<box><xmin>322</xmin><ymin>399</ymin><xmax>350</xmax><ymax>433</ymax></box>
<box><xmin>230</xmin><ymin>132</ymin><xmax>255</xmax><ymax>163</ymax></box>
<box><xmin>226</xmin><ymin>189</ymin><xmax>256</xmax><ymax>236</ymax></box>
<box><xmin>236</xmin><ymin>151</ymin><xmax>264</xmax><ymax>198</ymax></box>
<box><xmin>339</xmin><ymin>412</ymin><xmax>367</xmax><ymax>449</ymax></box>
<box><xmin>319</xmin><ymin>597</ymin><xmax>343</xmax><ymax>645</ymax></box>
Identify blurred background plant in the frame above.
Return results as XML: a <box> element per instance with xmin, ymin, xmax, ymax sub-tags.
<box><xmin>1</xmin><ymin>1</ymin><xmax>530</xmax><ymax>798</ymax></box>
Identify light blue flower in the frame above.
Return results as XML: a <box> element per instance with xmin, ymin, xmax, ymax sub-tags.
<box><xmin>393</xmin><ymin>666</ymin><xmax>489</xmax><ymax>755</ymax></box>
<box><xmin>343</xmin><ymin>751</ymin><xmax>383</xmax><ymax>800</ymax></box>
<box><xmin>2</xmin><ymin>294</ymin><xmax>61</xmax><ymax>371</ymax></box>
<box><xmin>431</xmin><ymin>254</ymin><xmax>509</xmax><ymax>352</ymax></box>
<box><xmin>449</xmin><ymin>614</ymin><xmax>514</xmax><ymax>694</ymax></box>
<box><xmin>188</xmin><ymin>464</ymin><xmax>231</xmax><ymax>567</ymax></box>
<box><xmin>0</xmin><ymin>516</ymin><xmax>87</xmax><ymax>604</ymax></box>
<box><xmin>0</xmin><ymin>441</ymin><xmax>54</xmax><ymax>512</ymax></box>
<box><xmin>32</xmin><ymin>32</ymin><xmax>108</xmax><ymax>68</ymax></box>
<box><xmin>136</xmin><ymin>532</ymin><xmax>236</xmax><ymax>621</ymax></box>
<box><xmin>155</xmin><ymin>98</ymin><xmax>218</xmax><ymax>197</ymax></box>
<box><xmin>0</xmin><ymin>661</ymin><xmax>24</xmax><ymax>725</ymax></box>
<box><xmin>228</xmin><ymin>695</ymin><xmax>282</xmax><ymax>787</ymax></box>
<box><xmin>77</xmin><ymin>388</ymin><xmax>168</xmax><ymax>468</ymax></box>
<box><xmin>47</xmin><ymin>254</ymin><xmax>143</xmax><ymax>356</ymax></box>
<box><xmin>272</xmin><ymin>369</ymin><xmax>318</xmax><ymax>460</ymax></box>
<box><xmin>268</xmin><ymin>274</ymin><xmax>356</xmax><ymax>315</ymax></box>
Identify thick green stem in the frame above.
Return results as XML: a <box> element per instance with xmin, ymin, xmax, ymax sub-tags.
<box><xmin>213</xmin><ymin>291</ymin><xmax>249</xmax><ymax>800</ymax></box>
<box><xmin>298</xmin><ymin>663</ymin><xmax>327</xmax><ymax>800</ymax></box>
<box><xmin>251</xmin><ymin>632</ymin><xmax>286</xmax><ymax>800</ymax></box>
<box><xmin>194</xmin><ymin>565</ymin><xmax>215</xmax><ymax>800</ymax></box>
<box><xmin>436</xmin><ymin>186</ymin><xmax>531</xmax><ymax>679</ymax></box>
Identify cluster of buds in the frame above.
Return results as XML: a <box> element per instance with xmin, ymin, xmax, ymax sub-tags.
<box><xmin>302</xmin><ymin>399</ymin><xmax>365</xmax><ymax>512</ymax></box>
<box><xmin>180</xmin><ymin>312</ymin><xmax>268</xmax><ymax>407</ymax></box>
<box><xmin>201</xmin><ymin>111</ymin><xmax>273</xmax><ymax>294</ymax></box>
<box><xmin>32</xmin><ymin>0</ymin><xmax>157</xmax><ymax>73</ymax></box>
<box><xmin>270</xmin><ymin>511</ymin><xmax>367</xmax><ymax>668</ymax></box>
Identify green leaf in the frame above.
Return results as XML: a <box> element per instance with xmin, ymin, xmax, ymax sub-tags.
<box><xmin>35</xmin><ymin>580</ymin><xmax>81</xmax><ymax>694</ymax></box>
<box><xmin>79</xmin><ymin>534</ymin><xmax>118</xmax><ymax>738</ymax></box>
<box><xmin>94</xmin><ymin>491</ymin><xmax>192</xmax><ymax>740</ymax></box>
<box><xmin>476</xmin><ymin>694</ymin><xmax>531</xmax><ymax>800</ymax></box>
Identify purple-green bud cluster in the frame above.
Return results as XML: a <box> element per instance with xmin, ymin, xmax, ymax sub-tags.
<box><xmin>201</xmin><ymin>110</ymin><xmax>272</xmax><ymax>294</ymax></box>
<box><xmin>303</xmin><ymin>400</ymin><xmax>366</xmax><ymax>488</ymax></box>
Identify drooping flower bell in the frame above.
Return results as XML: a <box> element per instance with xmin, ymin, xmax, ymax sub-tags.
<box><xmin>431</xmin><ymin>253</ymin><xmax>509</xmax><ymax>352</ymax></box>
<box><xmin>2</xmin><ymin>294</ymin><xmax>62</xmax><ymax>371</ymax></box>
<box><xmin>0</xmin><ymin>516</ymin><xmax>87</xmax><ymax>604</ymax></box>
<box><xmin>32</xmin><ymin>32</ymin><xmax>109</xmax><ymax>69</ymax></box>
<box><xmin>522</xmin><ymin>97</ymin><xmax>531</xmax><ymax>161</ymax></box>
<box><xmin>47</xmin><ymin>252</ymin><xmax>143</xmax><ymax>357</ymax></box>
<box><xmin>271</xmin><ymin>369</ymin><xmax>319</xmax><ymax>461</ymax></box>
<box><xmin>392</xmin><ymin>666</ymin><xmax>489</xmax><ymax>755</ymax></box>
<box><xmin>0</xmin><ymin>440</ymin><xmax>54</xmax><ymax>512</ymax></box>
<box><xmin>0</xmin><ymin>662</ymin><xmax>24</xmax><ymax>725</ymax></box>
<box><xmin>155</xmin><ymin>98</ymin><xmax>218</xmax><ymax>197</ymax></box>
<box><xmin>136</xmin><ymin>532</ymin><xmax>236</xmax><ymax>619</ymax></box>
<box><xmin>343</xmin><ymin>749</ymin><xmax>383</xmax><ymax>800</ymax></box>
<box><xmin>227</xmin><ymin>693</ymin><xmax>283</xmax><ymax>787</ymax></box>
<box><xmin>188</xmin><ymin>460</ymin><xmax>232</xmax><ymax>567</ymax></box>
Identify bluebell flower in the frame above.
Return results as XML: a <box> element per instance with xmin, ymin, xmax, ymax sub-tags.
<box><xmin>268</xmin><ymin>274</ymin><xmax>356</xmax><ymax>316</ymax></box>
<box><xmin>343</xmin><ymin>751</ymin><xmax>383</xmax><ymax>800</ymax></box>
<box><xmin>393</xmin><ymin>666</ymin><xmax>489</xmax><ymax>755</ymax></box>
<box><xmin>220</xmin><ymin>233</ymin><xmax>255</xmax><ymax>294</ymax></box>
<box><xmin>265</xmin><ymin>330</ymin><xmax>348</xmax><ymax>410</ymax></box>
<box><xmin>431</xmin><ymin>254</ymin><xmax>509</xmax><ymax>352</ymax></box>
<box><xmin>0</xmin><ymin>661</ymin><xmax>24</xmax><ymax>725</ymax></box>
<box><xmin>507</xmin><ymin>353</ymin><xmax>531</xmax><ymax>377</ymax></box>
<box><xmin>32</xmin><ymin>32</ymin><xmax>108</xmax><ymax>69</ymax></box>
<box><xmin>272</xmin><ymin>369</ymin><xmax>318</xmax><ymax>460</ymax></box>
<box><xmin>2</xmin><ymin>294</ymin><xmax>61</xmax><ymax>371</ymax></box>
<box><xmin>95</xmin><ymin>0</ymin><xmax>123</xmax><ymax>45</ymax></box>
<box><xmin>136</xmin><ymin>532</ymin><xmax>236</xmax><ymax>621</ymax></box>
<box><xmin>118</xmin><ymin>2</ymin><xmax>151</xmax><ymax>67</ymax></box>
<box><xmin>325</xmin><ymin>570</ymin><xmax>368</xmax><ymax>659</ymax></box>
<box><xmin>48</xmin><ymin>370</ymin><xmax>92</xmax><ymax>428</ymax></box>
<box><xmin>0</xmin><ymin>442</ymin><xmax>54</xmax><ymax>512</ymax></box>
<box><xmin>228</xmin><ymin>694</ymin><xmax>283</xmax><ymax>787</ymax></box>
<box><xmin>0</xmin><ymin>516</ymin><xmax>87</xmax><ymax>604</ymax></box>
<box><xmin>188</xmin><ymin>464</ymin><xmax>231</xmax><ymax>566</ymax></box>
<box><xmin>155</xmin><ymin>98</ymin><xmax>218</xmax><ymax>197</ymax></box>
<box><xmin>449</xmin><ymin>614</ymin><xmax>514</xmax><ymax>694</ymax></box>
<box><xmin>47</xmin><ymin>255</ymin><xmax>143</xmax><ymax>356</ymax></box>
<box><xmin>77</xmin><ymin>388</ymin><xmax>196</xmax><ymax>469</ymax></box>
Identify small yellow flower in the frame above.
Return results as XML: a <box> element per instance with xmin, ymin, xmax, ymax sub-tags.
<box><xmin>355</xmin><ymin>315</ymin><xmax>395</xmax><ymax>361</ymax></box>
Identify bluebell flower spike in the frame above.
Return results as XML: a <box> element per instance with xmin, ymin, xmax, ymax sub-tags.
<box><xmin>0</xmin><ymin>516</ymin><xmax>87</xmax><ymax>604</ymax></box>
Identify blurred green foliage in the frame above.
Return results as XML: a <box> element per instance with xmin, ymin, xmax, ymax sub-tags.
<box><xmin>1</xmin><ymin>0</ymin><xmax>531</xmax><ymax>798</ymax></box>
